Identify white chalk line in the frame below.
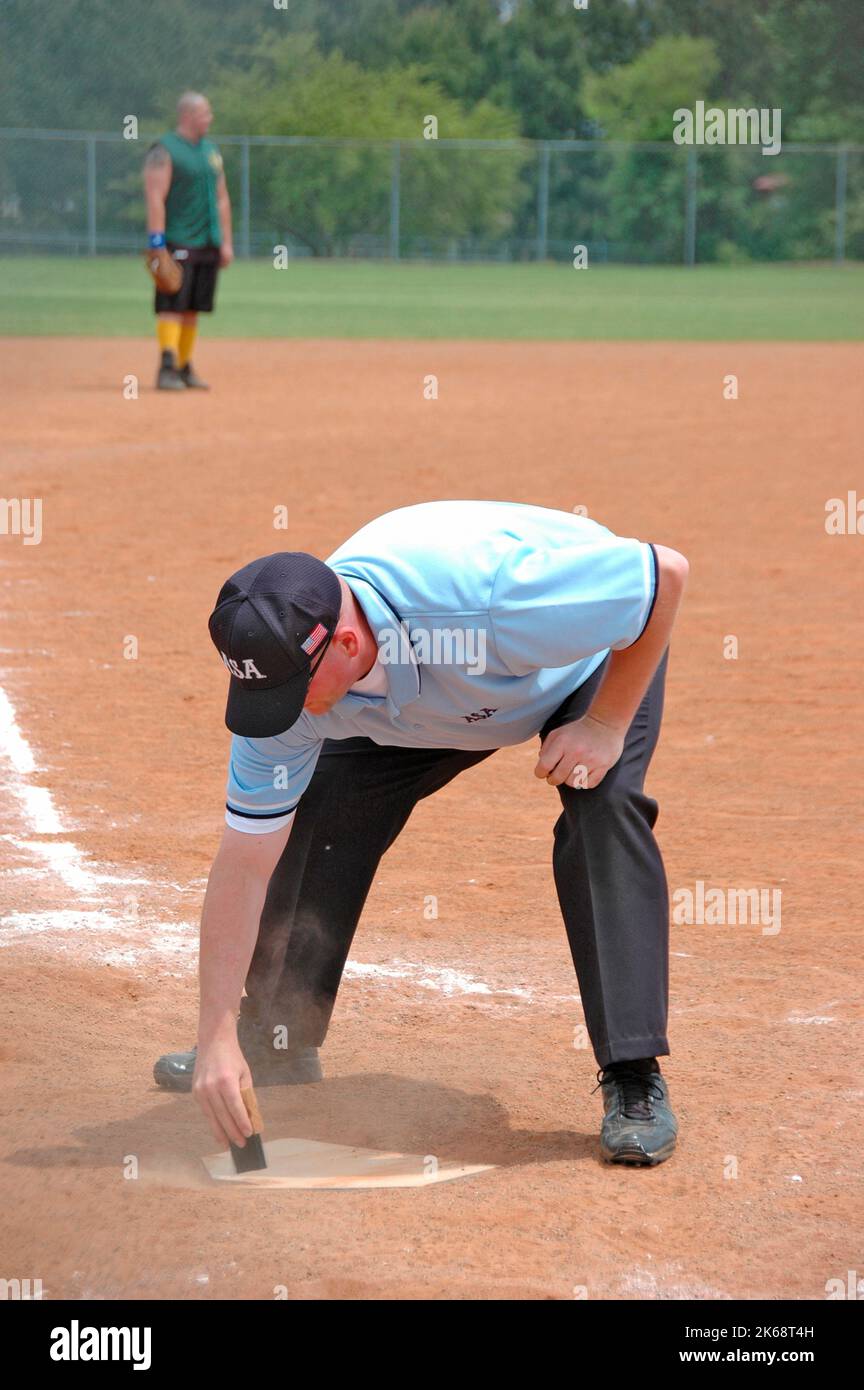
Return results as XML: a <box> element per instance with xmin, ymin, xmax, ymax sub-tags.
<box><xmin>344</xmin><ymin>958</ymin><xmax>577</xmax><ymax>1005</ymax></box>
<box><xmin>1</xmin><ymin>683</ymin><xmax>204</xmax><ymax>975</ymax></box>
<box><xmin>1</xmin><ymin>683</ymin><xmax>579</xmax><ymax>1006</ymax></box>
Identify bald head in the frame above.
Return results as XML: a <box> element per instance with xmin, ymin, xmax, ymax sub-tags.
<box><xmin>176</xmin><ymin>92</ymin><xmax>213</xmax><ymax>141</ymax></box>
<box><xmin>178</xmin><ymin>91</ymin><xmax>207</xmax><ymax>116</ymax></box>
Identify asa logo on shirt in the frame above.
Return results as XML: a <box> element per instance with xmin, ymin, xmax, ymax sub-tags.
<box><xmin>462</xmin><ymin>707</ymin><xmax>498</xmax><ymax>724</ymax></box>
<box><xmin>220</xmin><ymin>651</ymin><xmax>266</xmax><ymax>680</ymax></box>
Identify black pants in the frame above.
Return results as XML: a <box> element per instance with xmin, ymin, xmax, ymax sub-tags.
<box><xmin>244</xmin><ymin>650</ymin><xmax>670</xmax><ymax>1070</ymax></box>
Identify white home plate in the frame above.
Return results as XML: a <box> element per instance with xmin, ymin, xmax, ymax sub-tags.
<box><xmin>202</xmin><ymin>1137</ymin><xmax>494</xmax><ymax>1189</ymax></box>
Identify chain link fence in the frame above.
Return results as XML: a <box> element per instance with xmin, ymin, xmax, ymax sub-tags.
<box><xmin>0</xmin><ymin>129</ymin><xmax>860</xmax><ymax>264</ymax></box>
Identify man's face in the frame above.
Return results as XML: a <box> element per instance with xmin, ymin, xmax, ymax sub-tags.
<box><xmin>302</xmin><ymin>630</ymin><xmax>361</xmax><ymax>715</ymax></box>
<box><xmin>189</xmin><ymin>101</ymin><xmax>213</xmax><ymax>138</ymax></box>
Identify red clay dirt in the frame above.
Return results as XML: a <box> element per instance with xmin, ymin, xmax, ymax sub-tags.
<box><xmin>0</xmin><ymin>337</ymin><xmax>862</xmax><ymax>1300</ymax></box>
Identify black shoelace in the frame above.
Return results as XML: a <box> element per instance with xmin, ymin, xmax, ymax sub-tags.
<box><xmin>593</xmin><ymin>1066</ymin><xmax>665</xmax><ymax>1120</ymax></box>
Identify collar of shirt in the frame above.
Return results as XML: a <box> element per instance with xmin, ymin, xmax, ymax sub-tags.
<box><xmin>332</xmin><ymin>570</ymin><xmax>420</xmax><ymax>717</ymax></box>
<box><xmin>349</xmin><ymin>656</ymin><xmax>388</xmax><ymax>697</ymax></box>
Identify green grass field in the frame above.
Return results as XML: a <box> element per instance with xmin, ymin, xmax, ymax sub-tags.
<box><xmin>0</xmin><ymin>257</ymin><xmax>861</xmax><ymax>340</ymax></box>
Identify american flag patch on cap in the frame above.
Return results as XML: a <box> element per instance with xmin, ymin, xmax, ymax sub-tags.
<box><xmin>301</xmin><ymin>622</ymin><xmax>328</xmax><ymax>655</ymax></box>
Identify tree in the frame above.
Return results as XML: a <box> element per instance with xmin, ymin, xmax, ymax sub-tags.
<box><xmin>582</xmin><ymin>35</ymin><xmax>719</xmax><ymax>142</ymax></box>
<box><xmin>209</xmin><ymin>36</ymin><xmax>527</xmax><ymax>255</ymax></box>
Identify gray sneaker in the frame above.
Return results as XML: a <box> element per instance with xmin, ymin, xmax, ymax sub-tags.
<box><xmin>595</xmin><ymin>1060</ymin><xmax>678</xmax><ymax>1166</ymax></box>
<box><xmin>153</xmin><ymin>1041</ymin><xmax>322</xmax><ymax>1092</ymax></box>
<box><xmin>156</xmin><ymin>351</ymin><xmax>186</xmax><ymax>391</ymax></box>
<box><xmin>178</xmin><ymin>362</ymin><xmax>209</xmax><ymax>390</ymax></box>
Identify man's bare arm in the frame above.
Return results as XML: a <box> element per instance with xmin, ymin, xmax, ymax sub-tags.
<box><xmin>216</xmin><ymin>172</ymin><xmax>234</xmax><ymax>265</ymax></box>
<box><xmin>194</xmin><ymin>821</ymin><xmax>293</xmax><ymax>1146</ymax></box>
<box><xmin>586</xmin><ymin>544</ymin><xmax>689</xmax><ymax>733</ymax></box>
<box><xmin>535</xmin><ymin>544</ymin><xmax>689</xmax><ymax>789</ymax></box>
<box><xmin>143</xmin><ymin>144</ymin><xmax>172</xmax><ymax>235</ymax></box>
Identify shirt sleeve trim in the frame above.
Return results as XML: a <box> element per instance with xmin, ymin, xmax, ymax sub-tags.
<box><xmin>225</xmin><ymin>802</ymin><xmax>299</xmax><ymax>820</ymax></box>
<box><xmin>634</xmin><ymin>543</ymin><xmax>659</xmax><ymax>642</ymax></box>
<box><xmin>225</xmin><ymin>807</ymin><xmax>296</xmax><ymax>835</ymax></box>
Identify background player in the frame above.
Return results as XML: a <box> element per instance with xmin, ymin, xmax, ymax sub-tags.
<box><xmin>143</xmin><ymin>91</ymin><xmax>233</xmax><ymax>391</ymax></box>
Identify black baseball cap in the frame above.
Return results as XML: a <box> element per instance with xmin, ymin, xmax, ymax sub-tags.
<box><xmin>208</xmin><ymin>552</ymin><xmax>342</xmax><ymax>738</ymax></box>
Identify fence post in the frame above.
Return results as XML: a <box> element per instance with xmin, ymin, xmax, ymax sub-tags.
<box><xmin>389</xmin><ymin>141</ymin><xmax>401</xmax><ymax>261</ymax></box>
<box><xmin>683</xmin><ymin>147</ymin><xmax>698</xmax><ymax>266</ymax></box>
<box><xmin>240</xmin><ymin>137</ymin><xmax>251</xmax><ymax>258</ymax></box>
<box><xmin>834</xmin><ymin>144</ymin><xmax>848</xmax><ymax>265</ymax></box>
<box><xmin>536</xmin><ymin>142</ymin><xmax>550</xmax><ymax>262</ymax></box>
<box><xmin>86</xmin><ymin>136</ymin><xmax>97</xmax><ymax>255</ymax></box>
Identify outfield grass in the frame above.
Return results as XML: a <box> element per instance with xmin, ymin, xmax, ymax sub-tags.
<box><xmin>0</xmin><ymin>256</ymin><xmax>861</xmax><ymax>340</ymax></box>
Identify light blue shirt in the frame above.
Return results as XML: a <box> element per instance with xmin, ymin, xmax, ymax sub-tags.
<box><xmin>225</xmin><ymin>501</ymin><xmax>656</xmax><ymax>832</ymax></box>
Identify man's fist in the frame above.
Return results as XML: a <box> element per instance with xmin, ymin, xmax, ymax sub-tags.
<box><xmin>533</xmin><ymin>713</ymin><xmax>625</xmax><ymax>790</ymax></box>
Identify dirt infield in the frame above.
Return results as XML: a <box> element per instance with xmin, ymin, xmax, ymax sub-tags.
<box><xmin>1</xmin><ymin>336</ymin><xmax>862</xmax><ymax>1300</ymax></box>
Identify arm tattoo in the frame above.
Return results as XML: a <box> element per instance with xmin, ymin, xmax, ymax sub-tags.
<box><xmin>144</xmin><ymin>143</ymin><xmax>171</xmax><ymax>170</ymax></box>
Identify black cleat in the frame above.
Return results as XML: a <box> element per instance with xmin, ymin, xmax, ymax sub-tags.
<box><xmin>179</xmin><ymin>362</ymin><xmax>209</xmax><ymax>389</ymax></box>
<box><xmin>156</xmin><ymin>349</ymin><xmax>186</xmax><ymax>391</ymax></box>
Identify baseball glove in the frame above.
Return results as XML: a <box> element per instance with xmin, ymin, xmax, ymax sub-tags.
<box><xmin>144</xmin><ymin>245</ymin><xmax>182</xmax><ymax>295</ymax></box>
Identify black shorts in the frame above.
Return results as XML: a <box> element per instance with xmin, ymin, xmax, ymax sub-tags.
<box><xmin>154</xmin><ymin>244</ymin><xmax>220</xmax><ymax>314</ymax></box>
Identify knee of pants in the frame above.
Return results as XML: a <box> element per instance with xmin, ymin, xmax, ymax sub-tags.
<box><xmin>558</xmin><ymin>771</ymin><xmax>657</xmax><ymax>831</ymax></box>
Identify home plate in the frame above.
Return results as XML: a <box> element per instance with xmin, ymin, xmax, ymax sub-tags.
<box><xmin>202</xmin><ymin>1137</ymin><xmax>494</xmax><ymax>1189</ymax></box>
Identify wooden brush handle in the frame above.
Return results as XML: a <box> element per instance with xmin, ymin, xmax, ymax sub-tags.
<box><xmin>240</xmin><ymin>1086</ymin><xmax>264</xmax><ymax>1135</ymax></box>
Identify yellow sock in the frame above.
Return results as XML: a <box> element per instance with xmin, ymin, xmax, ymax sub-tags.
<box><xmin>157</xmin><ymin>319</ymin><xmax>181</xmax><ymax>358</ymax></box>
<box><xmin>177</xmin><ymin>323</ymin><xmax>198</xmax><ymax>368</ymax></box>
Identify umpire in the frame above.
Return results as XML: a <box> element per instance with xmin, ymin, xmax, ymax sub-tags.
<box><xmin>143</xmin><ymin>92</ymin><xmax>233</xmax><ymax>391</ymax></box>
<box><xmin>155</xmin><ymin>501</ymin><xmax>689</xmax><ymax>1168</ymax></box>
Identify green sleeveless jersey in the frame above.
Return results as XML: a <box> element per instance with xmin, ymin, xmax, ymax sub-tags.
<box><xmin>158</xmin><ymin>131</ymin><xmax>223</xmax><ymax>248</ymax></box>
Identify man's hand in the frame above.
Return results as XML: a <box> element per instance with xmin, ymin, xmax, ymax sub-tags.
<box><xmin>534</xmin><ymin>713</ymin><xmax>625</xmax><ymax>790</ymax></box>
<box><xmin>220</xmin><ymin>243</ymin><xmax>234</xmax><ymax>268</ymax></box>
<box><xmin>194</xmin><ymin>820</ymin><xmax>293</xmax><ymax>1148</ymax></box>
<box><xmin>192</xmin><ymin>1031</ymin><xmax>254</xmax><ymax>1149</ymax></box>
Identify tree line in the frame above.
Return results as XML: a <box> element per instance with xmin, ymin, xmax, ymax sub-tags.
<box><xmin>0</xmin><ymin>1</ymin><xmax>860</xmax><ymax>261</ymax></box>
